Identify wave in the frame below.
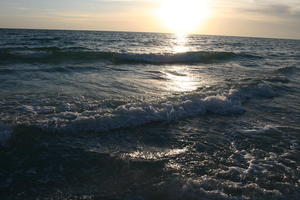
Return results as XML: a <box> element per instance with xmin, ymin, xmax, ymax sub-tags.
<box><xmin>29</xmin><ymin>37</ymin><xmax>61</xmax><ymax>42</ymax></box>
<box><xmin>51</xmin><ymin>83</ymin><xmax>275</xmax><ymax>133</ymax></box>
<box><xmin>63</xmin><ymin>95</ymin><xmax>243</xmax><ymax>133</ymax></box>
<box><xmin>0</xmin><ymin>65</ymin><xmax>100</xmax><ymax>74</ymax></box>
<box><xmin>275</xmin><ymin>66</ymin><xmax>299</xmax><ymax>74</ymax></box>
<box><xmin>0</xmin><ymin>47</ymin><xmax>260</xmax><ymax>65</ymax></box>
<box><xmin>0</xmin><ymin>83</ymin><xmax>277</xmax><ymax>146</ymax></box>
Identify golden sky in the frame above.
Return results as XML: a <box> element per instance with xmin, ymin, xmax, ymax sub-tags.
<box><xmin>0</xmin><ymin>0</ymin><xmax>299</xmax><ymax>39</ymax></box>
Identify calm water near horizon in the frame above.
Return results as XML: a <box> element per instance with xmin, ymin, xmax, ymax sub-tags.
<box><xmin>0</xmin><ymin>29</ymin><xmax>300</xmax><ymax>199</ymax></box>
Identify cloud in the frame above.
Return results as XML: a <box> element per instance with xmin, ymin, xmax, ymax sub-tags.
<box><xmin>211</xmin><ymin>0</ymin><xmax>300</xmax><ymax>23</ymax></box>
<box><xmin>241</xmin><ymin>3</ymin><xmax>300</xmax><ymax>18</ymax></box>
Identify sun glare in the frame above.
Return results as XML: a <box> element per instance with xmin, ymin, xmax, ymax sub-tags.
<box><xmin>157</xmin><ymin>0</ymin><xmax>211</xmax><ymax>34</ymax></box>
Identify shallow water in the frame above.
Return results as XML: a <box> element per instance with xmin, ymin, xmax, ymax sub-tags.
<box><xmin>0</xmin><ymin>29</ymin><xmax>300</xmax><ymax>199</ymax></box>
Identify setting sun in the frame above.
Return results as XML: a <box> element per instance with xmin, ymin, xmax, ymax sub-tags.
<box><xmin>157</xmin><ymin>0</ymin><xmax>211</xmax><ymax>34</ymax></box>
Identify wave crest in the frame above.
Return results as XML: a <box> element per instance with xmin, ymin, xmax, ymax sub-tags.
<box><xmin>0</xmin><ymin>83</ymin><xmax>277</xmax><ymax>144</ymax></box>
<box><xmin>0</xmin><ymin>47</ymin><xmax>260</xmax><ymax>65</ymax></box>
<box><xmin>61</xmin><ymin>83</ymin><xmax>275</xmax><ymax>133</ymax></box>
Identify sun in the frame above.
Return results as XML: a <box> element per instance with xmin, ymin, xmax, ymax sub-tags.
<box><xmin>157</xmin><ymin>0</ymin><xmax>211</xmax><ymax>34</ymax></box>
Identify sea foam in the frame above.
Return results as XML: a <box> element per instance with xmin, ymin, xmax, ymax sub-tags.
<box><xmin>2</xmin><ymin>83</ymin><xmax>276</xmax><ymax>135</ymax></box>
<box><xmin>62</xmin><ymin>83</ymin><xmax>274</xmax><ymax>133</ymax></box>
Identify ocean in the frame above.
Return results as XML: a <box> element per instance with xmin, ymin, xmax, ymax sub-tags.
<box><xmin>0</xmin><ymin>29</ymin><xmax>299</xmax><ymax>199</ymax></box>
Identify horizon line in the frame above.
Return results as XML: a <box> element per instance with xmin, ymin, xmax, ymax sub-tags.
<box><xmin>0</xmin><ymin>27</ymin><xmax>299</xmax><ymax>41</ymax></box>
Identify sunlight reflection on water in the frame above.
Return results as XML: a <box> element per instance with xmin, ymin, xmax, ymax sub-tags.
<box><xmin>163</xmin><ymin>66</ymin><xmax>199</xmax><ymax>92</ymax></box>
<box><xmin>164</xmin><ymin>34</ymin><xmax>200</xmax><ymax>92</ymax></box>
<box><xmin>173</xmin><ymin>33</ymin><xmax>190</xmax><ymax>53</ymax></box>
<box><xmin>124</xmin><ymin>147</ymin><xmax>188</xmax><ymax>160</ymax></box>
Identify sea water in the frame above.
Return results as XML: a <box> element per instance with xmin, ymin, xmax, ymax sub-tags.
<box><xmin>0</xmin><ymin>29</ymin><xmax>300</xmax><ymax>199</ymax></box>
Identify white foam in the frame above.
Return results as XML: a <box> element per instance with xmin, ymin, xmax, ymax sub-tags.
<box><xmin>117</xmin><ymin>51</ymin><xmax>237</xmax><ymax>64</ymax></box>
<box><xmin>8</xmin><ymin>83</ymin><xmax>277</xmax><ymax>133</ymax></box>
<box><xmin>123</xmin><ymin>147</ymin><xmax>188</xmax><ymax>160</ymax></box>
<box><xmin>55</xmin><ymin>83</ymin><xmax>275</xmax><ymax>133</ymax></box>
<box><xmin>169</xmin><ymin>177</ymin><xmax>235</xmax><ymax>200</ymax></box>
<box><xmin>20</xmin><ymin>105</ymin><xmax>55</xmax><ymax>114</ymax></box>
<box><xmin>241</xmin><ymin>125</ymin><xmax>278</xmax><ymax>135</ymax></box>
<box><xmin>55</xmin><ymin>112</ymin><xmax>79</xmax><ymax>120</ymax></box>
<box><xmin>64</xmin><ymin>95</ymin><xmax>244</xmax><ymax>132</ymax></box>
<box><xmin>203</xmin><ymin>95</ymin><xmax>245</xmax><ymax>115</ymax></box>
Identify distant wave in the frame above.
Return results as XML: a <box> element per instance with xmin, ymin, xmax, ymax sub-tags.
<box><xmin>0</xmin><ymin>65</ymin><xmax>100</xmax><ymax>74</ymax></box>
<box><xmin>0</xmin><ymin>47</ymin><xmax>261</xmax><ymax>65</ymax></box>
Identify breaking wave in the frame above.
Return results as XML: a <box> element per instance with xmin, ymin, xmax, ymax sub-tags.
<box><xmin>0</xmin><ymin>47</ymin><xmax>260</xmax><ymax>65</ymax></box>
<box><xmin>61</xmin><ymin>84</ymin><xmax>275</xmax><ymax>133</ymax></box>
<box><xmin>0</xmin><ymin>83</ymin><xmax>275</xmax><ymax>137</ymax></box>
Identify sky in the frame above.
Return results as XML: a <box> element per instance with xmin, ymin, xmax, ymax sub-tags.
<box><xmin>0</xmin><ymin>0</ymin><xmax>299</xmax><ymax>39</ymax></box>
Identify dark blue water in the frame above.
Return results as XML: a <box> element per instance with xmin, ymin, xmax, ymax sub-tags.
<box><xmin>0</xmin><ymin>29</ymin><xmax>300</xmax><ymax>199</ymax></box>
